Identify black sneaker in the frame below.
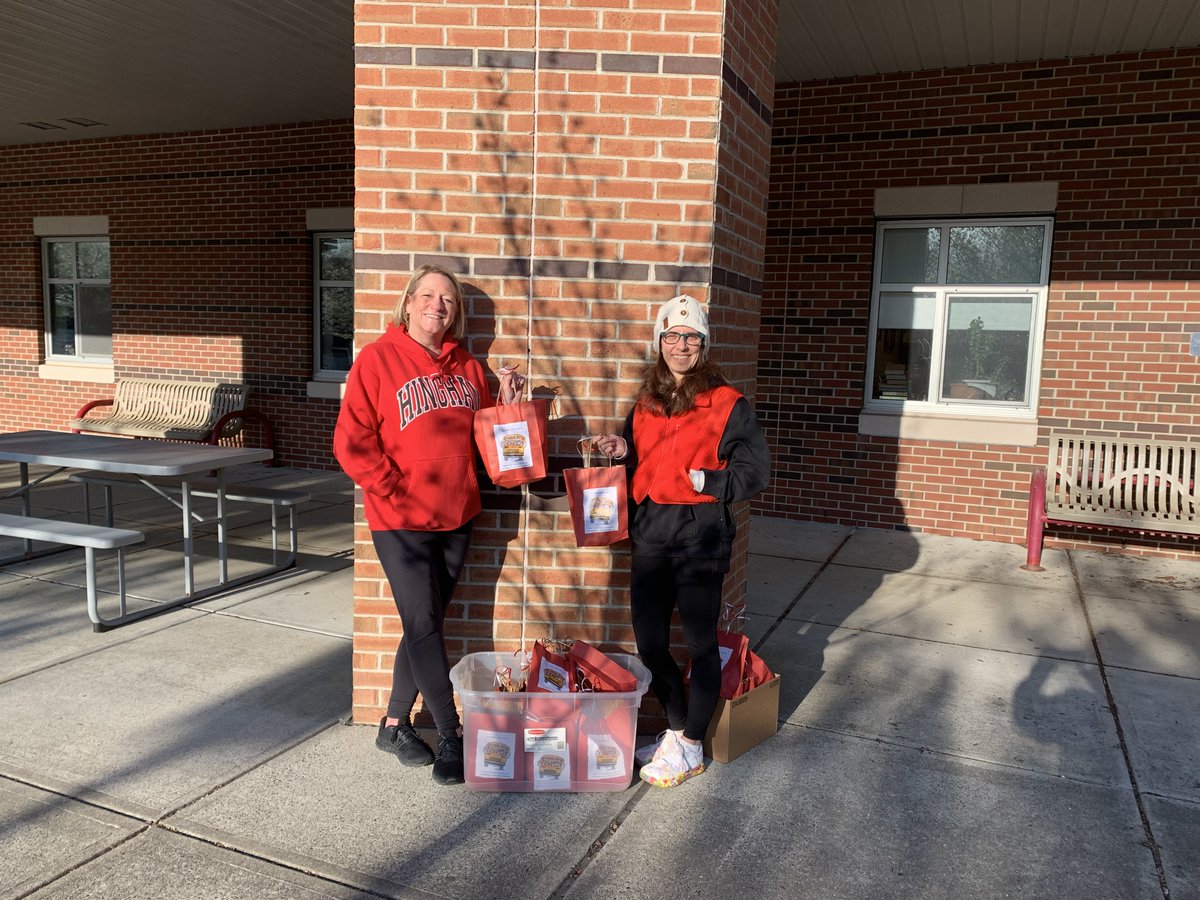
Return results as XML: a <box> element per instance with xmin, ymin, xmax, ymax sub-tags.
<box><xmin>376</xmin><ymin>717</ymin><xmax>434</xmax><ymax>767</ymax></box>
<box><xmin>431</xmin><ymin>733</ymin><xmax>465</xmax><ymax>785</ymax></box>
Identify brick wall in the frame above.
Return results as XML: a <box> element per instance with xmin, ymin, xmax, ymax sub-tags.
<box><xmin>709</xmin><ymin>0</ymin><xmax>777</xmax><ymax>613</ymax></box>
<box><xmin>351</xmin><ymin>0</ymin><xmax>777</xmax><ymax>723</ymax></box>
<box><xmin>761</xmin><ymin>48</ymin><xmax>1200</xmax><ymax>558</ymax></box>
<box><xmin>0</xmin><ymin>120</ymin><xmax>354</xmax><ymax>468</ymax></box>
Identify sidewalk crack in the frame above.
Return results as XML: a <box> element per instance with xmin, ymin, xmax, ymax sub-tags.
<box><xmin>545</xmin><ymin>781</ymin><xmax>651</xmax><ymax>899</ymax></box>
<box><xmin>1069</xmin><ymin>550</ymin><xmax>1172</xmax><ymax>900</ymax></box>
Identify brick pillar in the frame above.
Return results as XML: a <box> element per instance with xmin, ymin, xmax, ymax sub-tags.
<box><xmin>351</xmin><ymin>0</ymin><xmax>778</xmax><ymax>723</ymax></box>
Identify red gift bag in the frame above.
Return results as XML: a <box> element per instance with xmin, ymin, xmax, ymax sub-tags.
<box><xmin>528</xmin><ymin>639</ymin><xmax>575</xmax><ymax>694</ymax></box>
<box><xmin>739</xmin><ymin>648</ymin><xmax>774</xmax><ymax>697</ymax></box>
<box><xmin>563</xmin><ymin>439</ymin><xmax>628</xmax><ymax>547</ymax></box>
<box><xmin>502</xmin><ymin>642</ymin><xmax>578</xmax><ymax>790</ymax></box>
<box><xmin>686</xmin><ymin>630</ymin><xmax>773</xmax><ymax>699</ymax></box>
<box><xmin>528</xmin><ymin>639</ymin><xmax>577</xmax><ymax>722</ymax></box>
<box><xmin>473</xmin><ymin>399</ymin><xmax>548</xmax><ymax>488</ymax></box>
<box><xmin>466</xmin><ymin>706</ymin><xmax>526</xmax><ymax>786</ymax></box>
<box><xmin>527</xmin><ymin>714</ymin><xmax>578</xmax><ymax>792</ymax></box>
<box><xmin>568</xmin><ymin>640</ymin><xmax>638</xmax><ymax>693</ymax></box>
<box><xmin>572</xmin><ymin>697</ymin><xmax>635</xmax><ymax>788</ymax></box>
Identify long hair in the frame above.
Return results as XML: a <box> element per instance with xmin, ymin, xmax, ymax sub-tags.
<box><xmin>392</xmin><ymin>264</ymin><xmax>467</xmax><ymax>340</ymax></box>
<box><xmin>637</xmin><ymin>354</ymin><xmax>730</xmax><ymax>417</ymax></box>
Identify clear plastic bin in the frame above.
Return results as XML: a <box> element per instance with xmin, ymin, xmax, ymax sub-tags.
<box><xmin>449</xmin><ymin>651</ymin><xmax>651</xmax><ymax>792</ymax></box>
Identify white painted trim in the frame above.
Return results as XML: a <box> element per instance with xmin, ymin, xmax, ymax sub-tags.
<box><xmin>875</xmin><ymin>185</ymin><xmax>964</xmax><ymax>217</ymax></box>
<box><xmin>874</xmin><ymin>183</ymin><xmax>1058</xmax><ymax>217</ymax></box>
<box><xmin>964</xmin><ymin>182</ymin><xmax>1058</xmax><ymax>214</ymax></box>
<box><xmin>858</xmin><ymin>410</ymin><xmax>1038</xmax><ymax>446</ymax></box>
<box><xmin>38</xmin><ymin>361</ymin><xmax>115</xmax><ymax>384</ymax></box>
<box><xmin>306</xmin><ymin>378</ymin><xmax>346</xmax><ymax>400</ymax></box>
<box><xmin>306</xmin><ymin>207</ymin><xmax>353</xmax><ymax>231</ymax></box>
<box><xmin>33</xmin><ymin>216</ymin><xmax>110</xmax><ymax>236</ymax></box>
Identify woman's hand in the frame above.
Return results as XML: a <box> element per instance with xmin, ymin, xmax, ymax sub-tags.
<box><xmin>591</xmin><ymin>433</ymin><xmax>628</xmax><ymax>459</ymax></box>
<box><xmin>497</xmin><ymin>364</ymin><xmax>524</xmax><ymax>404</ymax></box>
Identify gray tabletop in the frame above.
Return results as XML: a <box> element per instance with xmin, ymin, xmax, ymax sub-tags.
<box><xmin>0</xmin><ymin>430</ymin><xmax>273</xmax><ymax>476</ymax></box>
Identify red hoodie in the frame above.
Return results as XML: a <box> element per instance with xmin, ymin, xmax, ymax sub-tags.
<box><xmin>333</xmin><ymin>324</ymin><xmax>494</xmax><ymax>531</ymax></box>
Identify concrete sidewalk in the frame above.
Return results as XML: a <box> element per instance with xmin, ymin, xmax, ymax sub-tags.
<box><xmin>1</xmin><ymin>464</ymin><xmax>1198</xmax><ymax>899</ymax></box>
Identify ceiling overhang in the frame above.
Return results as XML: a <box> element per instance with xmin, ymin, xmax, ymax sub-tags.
<box><xmin>0</xmin><ymin>1</ymin><xmax>1195</xmax><ymax>147</ymax></box>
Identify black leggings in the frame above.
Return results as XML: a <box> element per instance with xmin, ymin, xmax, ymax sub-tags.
<box><xmin>372</xmin><ymin>523</ymin><xmax>472</xmax><ymax>735</ymax></box>
<box><xmin>630</xmin><ymin>555</ymin><xmax>725</xmax><ymax>742</ymax></box>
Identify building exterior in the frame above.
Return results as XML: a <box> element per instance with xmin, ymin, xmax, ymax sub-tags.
<box><xmin>760</xmin><ymin>49</ymin><xmax>1200</xmax><ymax>557</ymax></box>
<box><xmin>0</xmin><ymin>122</ymin><xmax>354</xmax><ymax>469</ymax></box>
<box><xmin>349</xmin><ymin>0</ymin><xmax>776</xmax><ymax>721</ymax></box>
<box><xmin>0</xmin><ymin>3</ymin><xmax>1197</xmax><ymax>726</ymax></box>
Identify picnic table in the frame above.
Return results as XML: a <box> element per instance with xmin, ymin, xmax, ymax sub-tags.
<box><xmin>0</xmin><ymin>430</ymin><xmax>302</xmax><ymax>630</ymax></box>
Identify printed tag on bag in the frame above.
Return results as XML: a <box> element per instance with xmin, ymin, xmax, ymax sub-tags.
<box><xmin>531</xmin><ymin>749</ymin><xmax>572</xmax><ymax>790</ymax></box>
<box><xmin>582</xmin><ymin>485</ymin><xmax>620</xmax><ymax>534</ymax></box>
<box><xmin>492</xmin><ymin>421</ymin><xmax>534</xmax><ymax>471</ymax></box>
<box><xmin>534</xmin><ymin>658</ymin><xmax>572</xmax><ymax>692</ymax></box>
<box><xmin>524</xmin><ymin>726</ymin><xmax>568</xmax><ymax>753</ymax></box>
<box><xmin>474</xmin><ymin>728</ymin><xmax>517</xmax><ymax>780</ymax></box>
<box><xmin>586</xmin><ymin>733</ymin><xmax>627</xmax><ymax>780</ymax></box>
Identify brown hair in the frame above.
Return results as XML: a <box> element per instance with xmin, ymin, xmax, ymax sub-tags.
<box><xmin>392</xmin><ymin>264</ymin><xmax>467</xmax><ymax>340</ymax></box>
<box><xmin>637</xmin><ymin>354</ymin><xmax>730</xmax><ymax>417</ymax></box>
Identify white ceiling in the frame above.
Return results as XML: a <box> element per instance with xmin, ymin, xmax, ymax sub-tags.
<box><xmin>0</xmin><ymin>0</ymin><xmax>1196</xmax><ymax>147</ymax></box>
<box><xmin>775</xmin><ymin>0</ymin><xmax>1200</xmax><ymax>83</ymax></box>
<box><xmin>0</xmin><ymin>0</ymin><xmax>355</xmax><ymax>146</ymax></box>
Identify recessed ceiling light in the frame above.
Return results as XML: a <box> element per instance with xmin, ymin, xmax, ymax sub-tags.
<box><xmin>61</xmin><ymin>118</ymin><xmax>105</xmax><ymax>127</ymax></box>
<box><xmin>22</xmin><ymin>121</ymin><xmax>66</xmax><ymax>130</ymax></box>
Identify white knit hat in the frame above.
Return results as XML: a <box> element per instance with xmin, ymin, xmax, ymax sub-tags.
<box><xmin>652</xmin><ymin>294</ymin><xmax>709</xmax><ymax>345</ymax></box>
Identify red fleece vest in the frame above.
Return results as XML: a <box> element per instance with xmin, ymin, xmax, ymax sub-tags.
<box><xmin>631</xmin><ymin>385</ymin><xmax>740</xmax><ymax>504</ymax></box>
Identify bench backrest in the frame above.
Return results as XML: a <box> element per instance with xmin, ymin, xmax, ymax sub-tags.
<box><xmin>1046</xmin><ymin>431</ymin><xmax>1200</xmax><ymax>533</ymax></box>
<box><xmin>111</xmin><ymin>379</ymin><xmax>248</xmax><ymax>431</ymax></box>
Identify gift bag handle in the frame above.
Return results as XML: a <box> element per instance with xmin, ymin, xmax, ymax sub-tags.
<box><xmin>500</xmin><ymin>360</ymin><xmax>562</xmax><ymax>424</ymax></box>
<box><xmin>500</xmin><ymin>358</ymin><xmax>530</xmax><ymax>403</ymax></box>
<box><xmin>577</xmin><ymin>437</ymin><xmax>614</xmax><ymax>469</ymax></box>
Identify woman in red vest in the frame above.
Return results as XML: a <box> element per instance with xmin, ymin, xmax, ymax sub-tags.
<box><xmin>591</xmin><ymin>294</ymin><xmax>771</xmax><ymax>787</ymax></box>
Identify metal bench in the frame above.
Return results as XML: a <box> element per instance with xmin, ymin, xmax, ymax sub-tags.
<box><xmin>1024</xmin><ymin>431</ymin><xmax>1200</xmax><ymax>570</ymax></box>
<box><xmin>0</xmin><ymin>513</ymin><xmax>144</xmax><ymax>631</ymax></box>
<box><xmin>69</xmin><ymin>472</ymin><xmax>309</xmax><ymax>568</ymax></box>
<box><xmin>69</xmin><ymin>379</ymin><xmax>276</xmax><ymax>462</ymax></box>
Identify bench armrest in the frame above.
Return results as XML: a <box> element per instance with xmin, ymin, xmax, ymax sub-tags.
<box><xmin>71</xmin><ymin>398</ymin><xmax>115</xmax><ymax>432</ymax></box>
<box><xmin>210</xmin><ymin>409</ymin><xmax>277</xmax><ymax>465</ymax></box>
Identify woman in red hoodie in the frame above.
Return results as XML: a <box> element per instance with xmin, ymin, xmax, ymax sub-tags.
<box><xmin>333</xmin><ymin>265</ymin><xmax>518</xmax><ymax>786</ymax></box>
<box><xmin>592</xmin><ymin>294</ymin><xmax>770</xmax><ymax>788</ymax></box>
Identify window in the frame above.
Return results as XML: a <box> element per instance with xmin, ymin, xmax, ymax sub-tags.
<box><xmin>314</xmin><ymin>233</ymin><xmax>353</xmax><ymax>376</ymax></box>
<box><xmin>42</xmin><ymin>237</ymin><xmax>112</xmax><ymax>360</ymax></box>
<box><xmin>866</xmin><ymin>217</ymin><xmax>1052</xmax><ymax>415</ymax></box>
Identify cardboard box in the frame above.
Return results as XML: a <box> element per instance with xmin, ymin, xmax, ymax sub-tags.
<box><xmin>703</xmin><ymin>674</ymin><xmax>781</xmax><ymax>763</ymax></box>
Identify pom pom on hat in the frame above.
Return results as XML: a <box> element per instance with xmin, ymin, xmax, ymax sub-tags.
<box><xmin>652</xmin><ymin>294</ymin><xmax>710</xmax><ymax>345</ymax></box>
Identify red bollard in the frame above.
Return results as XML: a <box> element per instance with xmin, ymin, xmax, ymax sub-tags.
<box><xmin>1022</xmin><ymin>468</ymin><xmax>1046</xmax><ymax>571</ymax></box>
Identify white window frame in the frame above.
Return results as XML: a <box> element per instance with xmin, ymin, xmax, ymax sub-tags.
<box><xmin>41</xmin><ymin>236</ymin><xmax>112</xmax><ymax>363</ymax></box>
<box><xmin>312</xmin><ymin>231</ymin><xmax>353</xmax><ymax>380</ymax></box>
<box><xmin>864</xmin><ymin>216</ymin><xmax>1053</xmax><ymax>422</ymax></box>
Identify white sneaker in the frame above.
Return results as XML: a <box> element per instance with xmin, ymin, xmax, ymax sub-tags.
<box><xmin>639</xmin><ymin>734</ymin><xmax>705</xmax><ymax>788</ymax></box>
<box><xmin>634</xmin><ymin>729</ymin><xmax>683</xmax><ymax>767</ymax></box>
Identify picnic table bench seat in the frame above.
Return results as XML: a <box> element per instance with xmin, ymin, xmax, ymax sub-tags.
<box><xmin>69</xmin><ymin>379</ymin><xmax>276</xmax><ymax>461</ymax></box>
<box><xmin>0</xmin><ymin>512</ymin><xmax>144</xmax><ymax>632</ymax></box>
<box><xmin>1024</xmin><ymin>431</ymin><xmax>1200</xmax><ymax>569</ymax></box>
<box><xmin>68</xmin><ymin>471</ymin><xmax>309</xmax><ymax>566</ymax></box>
